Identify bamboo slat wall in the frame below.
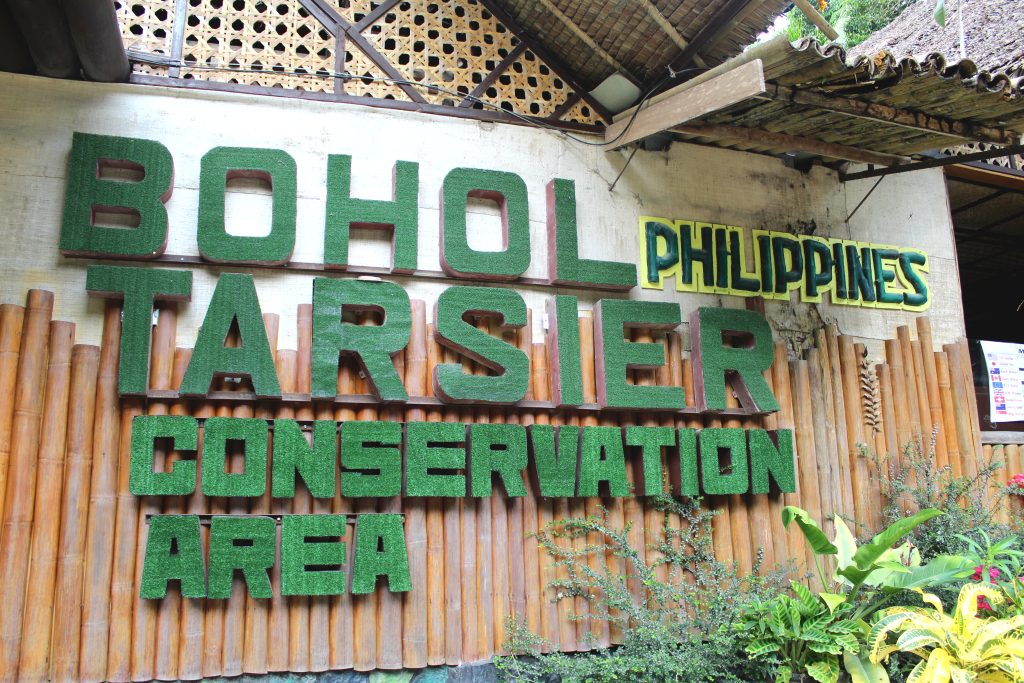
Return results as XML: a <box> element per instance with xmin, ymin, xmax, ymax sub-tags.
<box><xmin>0</xmin><ymin>286</ymin><xmax>1014</xmax><ymax>682</ymax></box>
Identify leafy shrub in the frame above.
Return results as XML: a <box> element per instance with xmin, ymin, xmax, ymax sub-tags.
<box><xmin>495</xmin><ymin>495</ymin><xmax>786</xmax><ymax>683</ymax></box>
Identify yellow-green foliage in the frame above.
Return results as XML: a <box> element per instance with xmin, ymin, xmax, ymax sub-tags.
<box><xmin>869</xmin><ymin>583</ymin><xmax>1024</xmax><ymax>683</ymax></box>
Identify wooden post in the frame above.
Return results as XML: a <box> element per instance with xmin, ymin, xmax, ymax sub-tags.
<box><xmin>895</xmin><ymin>327</ymin><xmax>925</xmax><ymax>455</ymax></box>
<box><xmin>935</xmin><ymin>353</ymin><xmax>962</xmax><ymax>479</ymax></box>
<box><xmin>790</xmin><ymin>360</ymin><xmax>824</xmax><ymax>589</ymax></box>
<box><xmin>944</xmin><ymin>343</ymin><xmax>978</xmax><ymax>479</ymax></box>
<box><xmin>49</xmin><ymin>344</ymin><xmax>99</xmax><ymax>682</ymax></box>
<box><xmin>823</xmin><ymin>327</ymin><xmax>854</xmax><ymax>521</ymax></box>
<box><xmin>838</xmin><ymin>335</ymin><xmax>870</xmax><ymax>527</ymax></box>
<box><xmin>267</xmin><ymin>349</ymin><xmax>296</xmax><ymax>674</ymax></box>
<box><xmin>403</xmin><ymin>299</ymin><xmax>429</xmax><ymax>668</ymax></box>
<box><xmin>530</xmin><ymin>342</ymin><xmax>558</xmax><ymax>653</ymax></box>
<box><xmin>915</xmin><ymin>319</ymin><xmax>949</xmax><ymax>470</ymax></box>
<box><xmin>353</xmin><ymin>320</ymin><xmax>379</xmax><ymax>672</ymax></box>
<box><xmin>330</xmin><ymin>340</ymin><xmax>355</xmax><ymax>672</ymax></box>
<box><xmin>420</xmin><ymin>317</ymin><xmax>446</xmax><ymax>666</ymax></box>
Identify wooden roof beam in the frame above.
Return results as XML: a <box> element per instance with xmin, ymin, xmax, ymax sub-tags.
<box><xmin>633</xmin><ymin>0</ymin><xmax>708</xmax><ymax>68</ymax></box>
<box><xmin>676</xmin><ymin>122</ymin><xmax>911</xmax><ymax>166</ymax></box>
<box><xmin>605</xmin><ymin>59</ymin><xmax>766</xmax><ymax>148</ymax></box>
<box><xmin>766</xmin><ymin>85</ymin><xmax>1020</xmax><ymax>146</ymax></box>
<box><xmin>792</xmin><ymin>0</ymin><xmax>839</xmax><ymax>41</ymax></box>
<box><xmin>665</xmin><ymin>0</ymin><xmax>754</xmax><ymax>73</ymax></box>
<box><xmin>534</xmin><ymin>0</ymin><xmax>640</xmax><ymax>84</ymax></box>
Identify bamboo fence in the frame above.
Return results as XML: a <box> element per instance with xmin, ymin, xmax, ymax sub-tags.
<box><xmin>0</xmin><ymin>286</ymin><xmax>1016</xmax><ymax>681</ymax></box>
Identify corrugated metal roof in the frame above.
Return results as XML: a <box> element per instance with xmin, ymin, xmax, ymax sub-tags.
<box><xmin>675</xmin><ymin>36</ymin><xmax>1024</xmax><ymax>163</ymax></box>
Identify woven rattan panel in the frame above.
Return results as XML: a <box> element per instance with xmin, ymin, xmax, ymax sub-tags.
<box><xmin>115</xmin><ymin>0</ymin><xmax>605</xmax><ymax>126</ymax></box>
<box><xmin>355</xmin><ymin>0</ymin><xmax>518</xmax><ymax>107</ymax></box>
<box><xmin>116</xmin><ymin>0</ymin><xmax>175</xmax><ymax>76</ymax></box>
<box><xmin>180</xmin><ymin>0</ymin><xmax>336</xmax><ymax>92</ymax></box>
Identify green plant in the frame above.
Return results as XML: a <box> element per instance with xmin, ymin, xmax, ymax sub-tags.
<box><xmin>867</xmin><ymin>436</ymin><xmax>1013</xmax><ymax>559</ymax></box>
<box><xmin>734</xmin><ymin>583</ymin><xmax>862</xmax><ymax>683</ymax></box>
<box><xmin>868</xmin><ymin>583</ymin><xmax>1024</xmax><ymax>683</ymax></box>
<box><xmin>783</xmin><ymin>0</ymin><xmax>915</xmax><ymax>48</ymax></box>
<box><xmin>959</xmin><ymin>532</ymin><xmax>1024</xmax><ymax>617</ymax></box>
<box><xmin>496</xmin><ymin>495</ymin><xmax>786</xmax><ymax>683</ymax></box>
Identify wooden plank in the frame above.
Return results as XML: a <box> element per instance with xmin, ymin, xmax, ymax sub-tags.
<box><xmin>605</xmin><ymin>59</ymin><xmax>766</xmax><ymax>147</ymax></box>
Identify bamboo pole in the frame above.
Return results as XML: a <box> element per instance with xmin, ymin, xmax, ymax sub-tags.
<box><xmin>895</xmin><ymin>327</ymin><xmax>924</xmax><ymax>455</ymax></box>
<box><xmin>521</xmin><ymin>332</ymin><xmax>542</xmax><ymax>650</ymax></box>
<box><xmin>990</xmin><ymin>445</ymin><xmax>1010</xmax><ymax>526</ymax></box>
<box><xmin>582</xmin><ymin>315</ymin><xmax>609</xmax><ymax>649</ymax></box>
<box><xmin>106</xmin><ymin>393</ymin><xmax>145</xmax><ymax>682</ymax></box>
<box><xmin>506</xmin><ymin>312</ymin><xmax>531</xmax><ymax>652</ymax></box>
<box><xmin>49</xmin><ymin>344</ymin><xmax>99</xmax><ymax>682</ymax></box>
<box><xmin>129</xmin><ymin>305</ymin><xmax>177</xmax><ymax>681</ymax></box>
<box><xmin>310</xmin><ymin>398</ymin><xmax>334</xmax><ymax>674</ymax></box>
<box><xmin>956</xmin><ymin>340</ymin><xmax>983</xmax><ymax>463</ymax></box>
<box><xmin>178</xmin><ymin>381</ymin><xmax>213</xmax><ymax>681</ymax></box>
<box><xmin>0</xmin><ymin>290</ymin><xmax>53</xmax><ymax>678</ymax></box>
<box><xmin>876</xmin><ymin>364</ymin><xmax>898</xmax><ymax>511</ymax></box>
<box><xmin>724</xmin><ymin>388</ymin><xmax>754</xmax><ymax>578</ymax></box>
<box><xmin>267</xmin><ymin>349</ymin><xmax>296</xmax><ymax>674</ymax></box>
<box><xmin>790</xmin><ymin>360</ymin><xmax>824</xmax><ymax>589</ymax></box>
<box><xmin>885</xmin><ymin>339</ymin><xmax>912</xmax><ymax>478</ymax></box>
<box><xmin>377</xmin><ymin>340</ymin><xmax>405</xmax><ymax>671</ymax></box>
<box><xmin>80</xmin><ymin>300</ymin><xmax>124</xmax><ymax>682</ymax></box>
<box><xmin>330</xmin><ymin>339</ymin><xmax>355</xmax><ymax>672</ymax></box>
<box><xmin>0</xmin><ymin>304</ymin><xmax>25</xmax><ymax>531</ymax></box>
<box><xmin>935</xmin><ymin>353</ymin><xmax>962</xmax><ymax>479</ymax></box>
<box><xmin>838</xmin><ymin>335</ymin><xmax>870</xmax><ymax>528</ymax></box>
<box><xmin>915</xmin><ymin>319</ymin><xmax>948</xmax><ymax>470</ymax></box>
<box><xmin>807</xmin><ymin>346</ymin><xmax>839</xmax><ymax>540</ymax></box>
<box><xmin>201</xmin><ymin>394</ymin><xmax>232</xmax><ymax>678</ymax></box>
<box><xmin>285</xmin><ymin>305</ymin><xmax>314</xmax><ymax>674</ymax></box>
<box><xmin>353</xmin><ymin>324</ymin><xmax>379</xmax><ymax>671</ymax></box>
<box><xmin>20</xmin><ymin>333</ymin><xmax>77</xmax><ymax>679</ymax></box>
<box><xmin>751</xmin><ymin>366</ymin><xmax>777</xmax><ymax>575</ymax></box>
<box><xmin>1006</xmin><ymin>444</ymin><xmax>1022</xmax><ymax>522</ymax></box>
<box><xmin>10</xmin><ymin>318</ymin><xmax>72</xmax><ymax>681</ymax></box>
<box><xmin>530</xmin><ymin>342</ymin><xmax>557</xmax><ymax>654</ymax></box>
<box><xmin>243</xmin><ymin>313</ymin><xmax>278</xmax><ymax>676</ymax></box>
<box><xmin>824</xmin><ymin>326</ymin><xmax>854</xmax><ymax>522</ymax></box>
<box><xmin>154</xmin><ymin>348</ymin><xmax>192</xmax><ymax>680</ymax></box>
<box><xmin>472</xmin><ymin>320</ymin><xmax>495</xmax><ymax>661</ymax></box>
<box><xmin>772</xmin><ymin>344</ymin><xmax>804</xmax><ymax>577</ymax></box>
<box><xmin>416</xmin><ymin>314</ymin><xmax>444</xmax><ymax>666</ymax></box>
<box><xmin>403</xmin><ymin>300</ymin><xmax>429</xmax><ymax>668</ymax></box>
<box><xmin>944</xmin><ymin>343</ymin><xmax>978</xmax><ymax>479</ymax></box>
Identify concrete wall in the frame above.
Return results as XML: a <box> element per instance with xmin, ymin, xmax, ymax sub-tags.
<box><xmin>0</xmin><ymin>71</ymin><xmax>964</xmax><ymax>357</ymax></box>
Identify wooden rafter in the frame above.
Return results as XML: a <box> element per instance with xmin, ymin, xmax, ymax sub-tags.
<box><xmin>533</xmin><ymin>0</ymin><xmax>639</xmax><ymax>83</ymax></box>
<box><xmin>633</xmin><ymin>0</ymin><xmax>707</xmax><ymax>69</ymax></box>
<box><xmin>676</xmin><ymin>122</ymin><xmax>910</xmax><ymax>166</ymax></box>
<box><xmin>792</xmin><ymin>0</ymin><xmax>838</xmax><ymax>40</ymax></box>
<box><xmin>477</xmin><ymin>0</ymin><xmax>614</xmax><ymax>122</ymax></box>
<box><xmin>662</xmin><ymin>0</ymin><xmax>752</xmax><ymax>77</ymax></box>
<box><xmin>457</xmin><ymin>42</ymin><xmax>527</xmax><ymax>108</ymax></box>
<box><xmin>764</xmin><ymin>84</ymin><xmax>1018</xmax><ymax>146</ymax></box>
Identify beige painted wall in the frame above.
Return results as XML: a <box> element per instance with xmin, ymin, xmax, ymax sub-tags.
<box><xmin>0</xmin><ymin>71</ymin><xmax>964</xmax><ymax>357</ymax></box>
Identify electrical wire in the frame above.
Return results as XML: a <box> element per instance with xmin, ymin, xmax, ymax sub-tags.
<box><xmin>126</xmin><ymin>50</ymin><xmax>705</xmax><ymax>148</ymax></box>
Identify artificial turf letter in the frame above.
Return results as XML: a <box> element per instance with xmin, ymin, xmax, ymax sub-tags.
<box><xmin>324</xmin><ymin>155</ymin><xmax>419</xmax><ymax>273</ymax></box>
<box><xmin>129</xmin><ymin>414</ymin><xmax>198</xmax><ymax>495</ymax></box>
<box><xmin>468</xmin><ymin>423</ymin><xmax>528</xmax><ymax>497</ymax></box>
<box><xmin>577</xmin><ymin>426</ymin><xmax>630</xmax><ymax>497</ymax></box>
<box><xmin>207</xmin><ymin>516</ymin><xmax>276</xmax><ymax>599</ymax></box>
<box><xmin>699</xmin><ymin>428</ymin><xmax>749</xmax><ymax>495</ymax></box>
<box><xmin>433</xmin><ymin>286</ymin><xmax>530</xmax><ymax>404</ymax></box>
<box><xmin>749</xmin><ymin>429</ymin><xmax>796</xmax><ymax>494</ymax></box>
<box><xmin>690</xmin><ymin>307</ymin><xmax>778</xmax><ymax>413</ymax></box>
<box><xmin>404</xmin><ymin>421</ymin><xmax>467</xmax><ymax>497</ymax></box>
<box><xmin>350</xmin><ymin>514</ymin><xmax>411</xmax><ymax>594</ymax></box>
<box><xmin>546</xmin><ymin>295</ymin><xmax>584</xmax><ymax>406</ymax></box>
<box><xmin>593</xmin><ymin>299</ymin><xmax>684</xmax><ymax>409</ymax></box>
<box><xmin>311</xmin><ymin>277</ymin><xmax>410</xmax><ymax>401</ymax></box>
<box><xmin>526</xmin><ymin>425</ymin><xmax>579</xmax><ymax>497</ymax></box>
<box><xmin>140</xmin><ymin>515</ymin><xmax>206</xmax><ymax>599</ymax></box>
<box><xmin>671</xmin><ymin>428</ymin><xmax>700</xmax><ymax>496</ymax></box>
<box><xmin>440</xmin><ymin>167</ymin><xmax>530</xmax><ymax>279</ymax></box>
<box><xmin>546</xmin><ymin>178</ymin><xmax>636</xmax><ymax>289</ymax></box>
<box><xmin>86</xmin><ymin>264</ymin><xmax>192</xmax><ymax>395</ymax></box>
<box><xmin>340</xmin><ymin>421</ymin><xmax>403</xmax><ymax>498</ymax></box>
<box><xmin>201</xmin><ymin>417</ymin><xmax>268</xmax><ymax>497</ymax></box>
<box><xmin>624</xmin><ymin>426</ymin><xmax>674</xmax><ymax>496</ymax></box>
<box><xmin>60</xmin><ymin>132</ymin><xmax>173</xmax><ymax>258</ymax></box>
<box><xmin>197</xmin><ymin>147</ymin><xmax>297</xmax><ymax>265</ymax></box>
<box><xmin>282</xmin><ymin>514</ymin><xmax>347</xmax><ymax>596</ymax></box>
<box><xmin>271</xmin><ymin>419</ymin><xmax>337</xmax><ymax>499</ymax></box>
<box><xmin>180</xmin><ymin>273</ymin><xmax>281</xmax><ymax>397</ymax></box>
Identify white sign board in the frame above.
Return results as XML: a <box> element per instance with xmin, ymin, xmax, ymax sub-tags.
<box><xmin>980</xmin><ymin>340</ymin><xmax>1024</xmax><ymax>422</ymax></box>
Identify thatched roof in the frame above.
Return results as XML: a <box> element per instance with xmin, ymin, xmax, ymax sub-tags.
<box><xmin>851</xmin><ymin>0</ymin><xmax>1024</xmax><ymax>77</ymax></box>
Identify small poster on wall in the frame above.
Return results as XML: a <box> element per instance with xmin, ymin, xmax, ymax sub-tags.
<box><xmin>980</xmin><ymin>340</ymin><xmax>1024</xmax><ymax>422</ymax></box>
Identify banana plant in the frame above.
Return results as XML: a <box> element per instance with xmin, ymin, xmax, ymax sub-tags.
<box><xmin>868</xmin><ymin>583</ymin><xmax>1024</xmax><ymax>683</ymax></box>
